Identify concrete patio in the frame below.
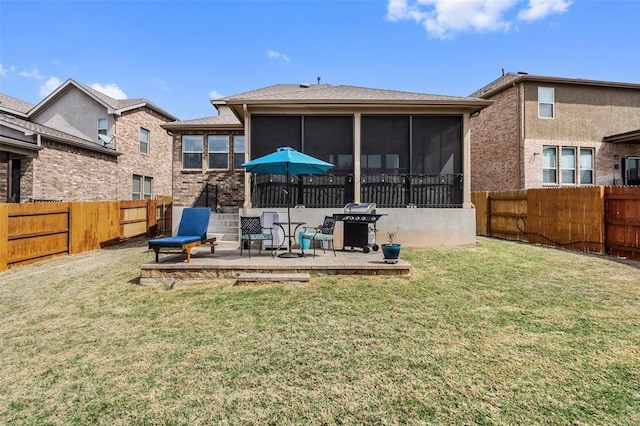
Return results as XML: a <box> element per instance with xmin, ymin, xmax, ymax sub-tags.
<box><xmin>140</xmin><ymin>243</ymin><xmax>411</xmax><ymax>286</ymax></box>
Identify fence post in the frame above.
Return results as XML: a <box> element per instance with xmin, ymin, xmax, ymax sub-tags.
<box><xmin>0</xmin><ymin>204</ymin><xmax>7</xmax><ymax>272</ymax></box>
<box><xmin>147</xmin><ymin>199</ymin><xmax>157</xmax><ymax>238</ymax></box>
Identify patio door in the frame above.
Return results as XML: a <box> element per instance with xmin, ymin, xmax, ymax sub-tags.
<box><xmin>623</xmin><ymin>157</ymin><xmax>640</xmax><ymax>185</ymax></box>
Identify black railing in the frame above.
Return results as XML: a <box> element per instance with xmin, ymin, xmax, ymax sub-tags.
<box><xmin>251</xmin><ymin>173</ymin><xmax>463</xmax><ymax>208</ymax></box>
<box><xmin>250</xmin><ymin>174</ymin><xmax>353</xmax><ymax>208</ymax></box>
<box><xmin>193</xmin><ymin>183</ymin><xmax>218</xmax><ymax>209</ymax></box>
<box><xmin>361</xmin><ymin>174</ymin><xmax>463</xmax><ymax>208</ymax></box>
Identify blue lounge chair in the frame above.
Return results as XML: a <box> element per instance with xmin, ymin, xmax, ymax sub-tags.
<box><xmin>148</xmin><ymin>207</ymin><xmax>212</xmax><ymax>263</ymax></box>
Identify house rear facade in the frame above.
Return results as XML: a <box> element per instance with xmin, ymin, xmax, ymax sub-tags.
<box><xmin>470</xmin><ymin>72</ymin><xmax>640</xmax><ymax>191</ymax></box>
<box><xmin>163</xmin><ymin>83</ymin><xmax>492</xmax><ymax>246</ymax></box>
<box><xmin>0</xmin><ymin>79</ymin><xmax>176</xmax><ymax>202</ymax></box>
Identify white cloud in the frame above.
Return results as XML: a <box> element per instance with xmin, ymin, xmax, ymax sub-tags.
<box><xmin>386</xmin><ymin>0</ymin><xmax>571</xmax><ymax>38</ymax></box>
<box><xmin>209</xmin><ymin>89</ymin><xmax>224</xmax><ymax>99</ymax></box>
<box><xmin>91</xmin><ymin>83</ymin><xmax>127</xmax><ymax>99</ymax></box>
<box><xmin>267</xmin><ymin>50</ymin><xmax>291</xmax><ymax>63</ymax></box>
<box><xmin>19</xmin><ymin>67</ymin><xmax>45</xmax><ymax>80</ymax></box>
<box><xmin>518</xmin><ymin>0</ymin><xmax>571</xmax><ymax>22</ymax></box>
<box><xmin>39</xmin><ymin>76</ymin><xmax>62</xmax><ymax>97</ymax></box>
<box><xmin>0</xmin><ymin>63</ymin><xmax>14</xmax><ymax>77</ymax></box>
<box><xmin>152</xmin><ymin>77</ymin><xmax>170</xmax><ymax>91</ymax></box>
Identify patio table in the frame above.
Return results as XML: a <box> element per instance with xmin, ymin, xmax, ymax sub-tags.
<box><xmin>273</xmin><ymin>221</ymin><xmax>306</xmax><ymax>258</ymax></box>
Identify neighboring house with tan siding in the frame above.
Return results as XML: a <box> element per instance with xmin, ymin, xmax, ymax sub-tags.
<box><xmin>470</xmin><ymin>72</ymin><xmax>640</xmax><ymax>191</ymax></box>
<box><xmin>0</xmin><ymin>79</ymin><xmax>176</xmax><ymax>202</ymax></box>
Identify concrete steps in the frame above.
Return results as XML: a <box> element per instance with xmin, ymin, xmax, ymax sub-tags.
<box><xmin>208</xmin><ymin>212</ymin><xmax>239</xmax><ymax>247</ymax></box>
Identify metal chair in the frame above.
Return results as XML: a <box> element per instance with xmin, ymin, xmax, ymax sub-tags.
<box><xmin>240</xmin><ymin>216</ymin><xmax>274</xmax><ymax>258</ymax></box>
<box><xmin>300</xmin><ymin>216</ymin><xmax>336</xmax><ymax>258</ymax></box>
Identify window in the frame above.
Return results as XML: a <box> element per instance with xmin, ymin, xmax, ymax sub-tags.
<box><xmin>580</xmin><ymin>148</ymin><xmax>594</xmax><ymax>184</ymax></box>
<box><xmin>140</xmin><ymin>128</ymin><xmax>150</xmax><ymax>154</ymax></box>
<box><xmin>97</xmin><ymin>118</ymin><xmax>108</xmax><ymax>136</ymax></box>
<box><xmin>143</xmin><ymin>176</ymin><xmax>153</xmax><ymax>199</ymax></box>
<box><xmin>544</xmin><ymin>146</ymin><xmax>595</xmax><ymax>185</ymax></box>
<box><xmin>561</xmin><ymin>147</ymin><xmax>576</xmax><ymax>184</ymax></box>
<box><xmin>133</xmin><ymin>175</ymin><xmax>153</xmax><ymax>200</ymax></box>
<box><xmin>132</xmin><ymin>174</ymin><xmax>141</xmax><ymax>200</ymax></box>
<box><xmin>182</xmin><ymin>135</ymin><xmax>203</xmax><ymax>169</ymax></box>
<box><xmin>542</xmin><ymin>146</ymin><xmax>557</xmax><ymax>183</ymax></box>
<box><xmin>233</xmin><ymin>135</ymin><xmax>245</xmax><ymax>169</ymax></box>
<box><xmin>208</xmin><ymin>135</ymin><xmax>229</xmax><ymax>169</ymax></box>
<box><xmin>538</xmin><ymin>87</ymin><xmax>555</xmax><ymax>118</ymax></box>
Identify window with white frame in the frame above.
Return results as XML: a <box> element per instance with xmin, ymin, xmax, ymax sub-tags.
<box><xmin>561</xmin><ymin>147</ymin><xmax>576</xmax><ymax>184</ymax></box>
<box><xmin>133</xmin><ymin>174</ymin><xmax>153</xmax><ymax>199</ymax></box>
<box><xmin>143</xmin><ymin>176</ymin><xmax>152</xmax><ymax>199</ymax></box>
<box><xmin>208</xmin><ymin>135</ymin><xmax>229</xmax><ymax>169</ymax></box>
<box><xmin>132</xmin><ymin>174</ymin><xmax>142</xmax><ymax>200</ymax></box>
<box><xmin>538</xmin><ymin>87</ymin><xmax>555</xmax><ymax>118</ymax></box>
<box><xmin>182</xmin><ymin>135</ymin><xmax>203</xmax><ymax>169</ymax></box>
<box><xmin>542</xmin><ymin>146</ymin><xmax>557</xmax><ymax>183</ymax></box>
<box><xmin>233</xmin><ymin>135</ymin><xmax>245</xmax><ymax>169</ymax></box>
<box><xmin>140</xmin><ymin>128</ymin><xmax>150</xmax><ymax>154</ymax></box>
<box><xmin>543</xmin><ymin>146</ymin><xmax>595</xmax><ymax>185</ymax></box>
<box><xmin>98</xmin><ymin>118</ymin><xmax>108</xmax><ymax>136</ymax></box>
<box><xmin>580</xmin><ymin>148</ymin><xmax>594</xmax><ymax>184</ymax></box>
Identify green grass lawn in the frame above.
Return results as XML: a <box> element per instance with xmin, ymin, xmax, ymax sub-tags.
<box><xmin>1</xmin><ymin>237</ymin><xmax>639</xmax><ymax>425</ymax></box>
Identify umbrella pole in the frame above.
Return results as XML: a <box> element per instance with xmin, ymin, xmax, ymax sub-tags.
<box><xmin>279</xmin><ymin>163</ymin><xmax>303</xmax><ymax>258</ymax></box>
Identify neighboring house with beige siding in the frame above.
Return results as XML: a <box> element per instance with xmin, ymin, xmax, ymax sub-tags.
<box><xmin>0</xmin><ymin>79</ymin><xmax>176</xmax><ymax>202</ymax></box>
<box><xmin>470</xmin><ymin>72</ymin><xmax>640</xmax><ymax>191</ymax></box>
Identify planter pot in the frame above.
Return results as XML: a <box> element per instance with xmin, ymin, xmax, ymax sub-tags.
<box><xmin>381</xmin><ymin>243</ymin><xmax>401</xmax><ymax>264</ymax></box>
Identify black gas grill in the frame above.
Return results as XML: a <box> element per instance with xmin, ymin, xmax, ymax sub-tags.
<box><xmin>333</xmin><ymin>203</ymin><xmax>385</xmax><ymax>253</ymax></box>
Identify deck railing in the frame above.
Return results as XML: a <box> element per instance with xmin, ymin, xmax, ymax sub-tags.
<box><xmin>251</xmin><ymin>173</ymin><xmax>462</xmax><ymax>208</ymax></box>
<box><xmin>192</xmin><ymin>183</ymin><xmax>218</xmax><ymax>209</ymax></box>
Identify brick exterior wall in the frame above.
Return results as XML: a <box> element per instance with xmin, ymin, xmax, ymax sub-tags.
<box><xmin>471</xmin><ymin>81</ymin><xmax>640</xmax><ymax>190</ymax></box>
<box><xmin>29</xmin><ymin>139</ymin><xmax>118</xmax><ymax>201</ymax></box>
<box><xmin>171</xmin><ymin>131</ymin><xmax>245</xmax><ymax>207</ymax></box>
<box><xmin>114</xmin><ymin>107</ymin><xmax>174</xmax><ymax>199</ymax></box>
<box><xmin>470</xmin><ymin>85</ymin><xmax>522</xmax><ymax>191</ymax></box>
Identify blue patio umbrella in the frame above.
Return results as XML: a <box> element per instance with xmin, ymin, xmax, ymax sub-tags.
<box><xmin>242</xmin><ymin>147</ymin><xmax>334</xmax><ymax>257</ymax></box>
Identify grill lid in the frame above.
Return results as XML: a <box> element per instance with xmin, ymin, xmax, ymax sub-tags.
<box><xmin>344</xmin><ymin>203</ymin><xmax>376</xmax><ymax>214</ymax></box>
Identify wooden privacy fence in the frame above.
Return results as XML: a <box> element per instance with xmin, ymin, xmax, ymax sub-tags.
<box><xmin>473</xmin><ymin>186</ymin><xmax>640</xmax><ymax>260</ymax></box>
<box><xmin>0</xmin><ymin>198</ymin><xmax>172</xmax><ymax>271</ymax></box>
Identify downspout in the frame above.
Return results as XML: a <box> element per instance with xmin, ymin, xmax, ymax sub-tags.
<box><xmin>243</xmin><ymin>104</ymin><xmax>250</xmax><ymax>216</ymax></box>
<box><xmin>516</xmin><ymin>82</ymin><xmax>524</xmax><ymax>189</ymax></box>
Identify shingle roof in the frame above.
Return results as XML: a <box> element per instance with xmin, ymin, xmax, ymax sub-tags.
<box><xmin>470</xmin><ymin>73</ymin><xmax>523</xmax><ymax>98</ymax></box>
<box><xmin>0</xmin><ymin>114</ymin><xmax>119</xmax><ymax>156</ymax></box>
<box><xmin>76</xmin><ymin>81</ymin><xmax>149</xmax><ymax>110</ymax></box>
<box><xmin>471</xmin><ymin>72</ymin><xmax>640</xmax><ymax>98</ymax></box>
<box><xmin>30</xmin><ymin>79</ymin><xmax>177</xmax><ymax>121</ymax></box>
<box><xmin>223</xmin><ymin>83</ymin><xmax>481</xmax><ymax>102</ymax></box>
<box><xmin>0</xmin><ymin>93</ymin><xmax>35</xmax><ymax>115</ymax></box>
<box><xmin>162</xmin><ymin>105</ymin><xmax>241</xmax><ymax>129</ymax></box>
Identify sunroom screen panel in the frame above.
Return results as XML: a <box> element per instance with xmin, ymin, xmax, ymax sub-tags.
<box><xmin>250</xmin><ymin>115</ymin><xmax>302</xmax><ymax>159</ymax></box>
<box><xmin>303</xmin><ymin>115</ymin><xmax>354</xmax><ymax>173</ymax></box>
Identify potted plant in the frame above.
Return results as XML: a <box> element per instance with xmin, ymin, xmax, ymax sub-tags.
<box><xmin>381</xmin><ymin>228</ymin><xmax>401</xmax><ymax>264</ymax></box>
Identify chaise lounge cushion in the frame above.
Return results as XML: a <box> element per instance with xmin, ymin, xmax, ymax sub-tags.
<box><xmin>148</xmin><ymin>208</ymin><xmax>211</xmax><ymax>262</ymax></box>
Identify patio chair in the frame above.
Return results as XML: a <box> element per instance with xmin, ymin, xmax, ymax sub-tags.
<box><xmin>300</xmin><ymin>216</ymin><xmax>336</xmax><ymax>258</ymax></box>
<box><xmin>148</xmin><ymin>207</ymin><xmax>211</xmax><ymax>263</ymax></box>
<box><xmin>240</xmin><ymin>216</ymin><xmax>274</xmax><ymax>258</ymax></box>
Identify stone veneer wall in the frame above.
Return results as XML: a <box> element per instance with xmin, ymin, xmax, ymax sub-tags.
<box><xmin>115</xmin><ymin>107</ymin><xmax>174</xmax><ymax>199</ymax></box>
<box><xmin>171</xmin><ymin>131</ymin><xmax>245</xmax><ymax>207</ymax></box>
<box><xmin>470</xmin><ymin>85</ymin><xmax>522</xmax><ymax>191</ymax></box>
<box><xmin>30</xmin><ymin>139</ymin><xmax>118</xmax><ymax>201</ymax></box>
<box><xmin>0</xmin><ymin>152</ymin><xmax>8</xmax><ymax>201</ymax></box>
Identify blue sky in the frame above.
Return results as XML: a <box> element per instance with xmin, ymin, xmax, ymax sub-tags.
<box><xmin>1</xmin><ymin>0</ymin><xmax>638</xmax><ymax>120</ymax></box>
